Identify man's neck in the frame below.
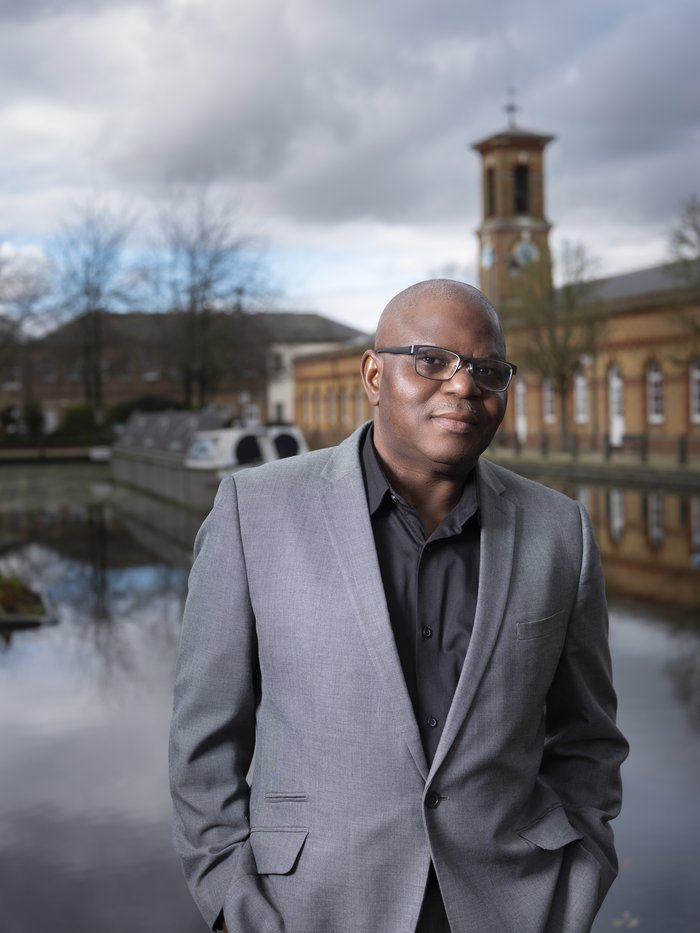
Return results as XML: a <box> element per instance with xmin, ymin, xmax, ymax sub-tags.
<box><xmin>372</xmin><ymin>446</ymin><xmax>474</xmax><ymax>537</ymax></box>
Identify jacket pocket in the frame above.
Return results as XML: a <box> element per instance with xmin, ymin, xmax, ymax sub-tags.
<box><xmin>264</xmin><ymin>792</ymin><xmax>308</xmax><ymax>802</ymax></box>
<box><xmin>516</xmin><ymin>806</ymin><xmax>583</xmax><ymax>851</ymax></box>
<box><xmin>516</xmin><ymin>609</ymin><xmax>567</xmax><ymax>641</ymax></box>
<box><xmin>249</xmin><ymin>828</ymin><xmax>308</xmax><ymax>875</ymax></box>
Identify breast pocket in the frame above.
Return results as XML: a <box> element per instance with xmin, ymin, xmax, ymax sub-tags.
<box><xmin>512</xmin><ymin>610</ymin><xmax>569</xmax><ymax>699</ymax></box>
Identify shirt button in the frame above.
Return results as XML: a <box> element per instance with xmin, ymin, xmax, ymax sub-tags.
<box><xmin>421</xmin><ymin>627</ymin><xmax>433</xmax><ymax>639</ymax></box>
<box><xmin>425</xmin><ymin>791</ymin><xmax>441</xmax><ymax>809</ymax></box>
<box><xmin>427</xmin><ymin>716</ymin><xmax>438</xmax><ymax>728</ymax></box>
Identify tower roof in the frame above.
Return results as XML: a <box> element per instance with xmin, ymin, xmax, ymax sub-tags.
<box><xmin>472</xmin><ymin>126</ymin><xmax>555</xmax><ymax>154</ymax></box>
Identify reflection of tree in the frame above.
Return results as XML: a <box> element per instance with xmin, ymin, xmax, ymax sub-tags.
<box><xmin>87</xmin><ymin>503</ymin><xmax>110</xmax><ymax>624</ymax></box>
<box><xmin>0</xmin><ymin>508</ymin><xmax>188</xmax><ymax>691</ymax></box>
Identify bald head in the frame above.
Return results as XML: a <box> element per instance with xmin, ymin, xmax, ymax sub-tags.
<box><xmin>375</xmin><ymin>279</ymin><xmax>505</xmax><ymax>357</ymax></box>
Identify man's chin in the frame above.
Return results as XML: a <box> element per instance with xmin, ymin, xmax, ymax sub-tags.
<box><xmin>427</xmin><ymin>442</ymin><xmax>488</xmax><ymax>474</ymax></box>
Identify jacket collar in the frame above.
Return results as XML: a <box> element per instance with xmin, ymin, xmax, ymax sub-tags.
<box><xmin>318</xmin><ymin>424</ymin><xmax>515</xmax><ymax>781</ymax></box>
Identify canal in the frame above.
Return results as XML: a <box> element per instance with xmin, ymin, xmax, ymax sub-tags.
<box><xmin>0</xmin><ymin>463</ymin><xmax>698</xmax><ymax>932</ymax></box>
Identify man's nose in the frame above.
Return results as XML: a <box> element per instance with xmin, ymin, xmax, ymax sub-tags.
<box><xmin>444</xmin><ymin>361</ymin><xmax>482</xmax><ymax>396</ymax></box>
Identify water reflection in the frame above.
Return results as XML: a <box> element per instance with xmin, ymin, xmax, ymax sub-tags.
<box><xmin>0</xmin><ymin>466</ymin><xmax>204</xmax><ymax>932</ymax></box>
<box><xmin>593</xmin><ymin>602</ymin><xmax>700</xmax><ymax>932</ymax></box>
<box><xmin>554</xmin><ymin>482</ymin><xmax>700</xmax><ymax>608</ymax></box>
<box><xmin>0</xmin><ymin>465</ymin><xmax>699</xmax><ymax>931</ymax></box>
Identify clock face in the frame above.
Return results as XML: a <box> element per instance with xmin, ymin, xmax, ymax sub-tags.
<box><xmin>481</xmin><ymin>243</ymin><xmax>494</xmax><ymax>269</ymax></box>
<box><xmin>513</xmin><ymin>232</ymin><xmax>539</xmax><ymax>266</ymax></box>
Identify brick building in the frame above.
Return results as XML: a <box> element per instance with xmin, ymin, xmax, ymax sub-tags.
<box><xmin>294</xmin><ymin>118</ymin><xmax>700</xmax><ymax>463</ymax></box>
<box><xmin>0</xmin><ymin>309</ymin><xmax>362</xmax><ymax>431</ymax></box>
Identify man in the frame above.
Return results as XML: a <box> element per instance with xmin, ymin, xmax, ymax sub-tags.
<box><xmin>169</xmin><ymin>280</ymin><xmax>627</xmax><ymax>932</ymax></box>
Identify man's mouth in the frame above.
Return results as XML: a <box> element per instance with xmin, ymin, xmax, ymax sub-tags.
<box><xmin>430</xmin><ymin>410</ymin><xmax>479</xmax><ymax>432</ymax></box>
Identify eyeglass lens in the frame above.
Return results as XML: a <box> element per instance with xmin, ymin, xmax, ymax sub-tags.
<box><xmin>414</xmin><ymin>347</ymin><xmax>512</xmax><ymax>390</ymax></box>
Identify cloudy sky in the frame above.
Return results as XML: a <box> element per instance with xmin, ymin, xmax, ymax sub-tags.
<box><xmin>1</xmin><ymin>0</ymin><xmax>698</xmax><ymax>333</ymax></box>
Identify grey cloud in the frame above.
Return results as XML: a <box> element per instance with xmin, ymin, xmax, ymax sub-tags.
<box><xmin>0</xmin><ymin>0</ymin><xmax>133</xmax><ymax>24</ymax></box>
<box><xmin>0</xmin><ymin>0</ymin><xmax>698</xmax><ymax>273</ymax></box>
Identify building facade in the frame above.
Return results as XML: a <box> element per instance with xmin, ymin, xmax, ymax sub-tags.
<box><xmin>294</xmin><ymin>338</ymin><xmax>373</xmax><ymax>451</ymax></box>
<box><xmin>294</xmin><ymin>117</ymin><xmax>700</xmax><ymax>466</ymax></box>
<box><xmin>499</xmin><ymin>264</ymin><xmax>700</xmax><ymax>460</ymax></box>
<box><xmin>472</xmin><ymin>122</ymin><xmax>554</xmax><ymax>310</ymax></box>
<box><xmin>0</xmin><ymin>309</ymin><xmax>362</xmax><ymax>433</ymax></box>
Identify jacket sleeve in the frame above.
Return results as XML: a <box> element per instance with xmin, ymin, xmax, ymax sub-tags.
<box><xmin>168</xmin><ymin>474</ymin><xmax>267</xmax><ymax>930</ymax></box>
<box><xmin>541</xmin><ymin>502</ymin><xmax>629</xmax><ymax>900</ymax></box>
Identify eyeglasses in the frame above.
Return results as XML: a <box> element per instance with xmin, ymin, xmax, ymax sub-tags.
<box><xmin>376</xmin><ymin>345</ymin><xmax>517</xmax><ymax>392</ymax></box>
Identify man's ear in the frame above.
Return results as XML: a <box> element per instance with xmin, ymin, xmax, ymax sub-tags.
<box><xmin>361</xmin><ymin>350</ymin><xmax>381</xmax><ymax>408</ymax></box>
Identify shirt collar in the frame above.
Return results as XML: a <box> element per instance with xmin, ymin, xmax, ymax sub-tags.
<box><xmin>360</xmin><ymin>425</ymin><xmax>480</xmax><ymax>528</ymax></box>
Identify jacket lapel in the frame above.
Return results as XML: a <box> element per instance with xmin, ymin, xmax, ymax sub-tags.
<box><xmin>318</xmin><ymin>427</ymin><xmax>428</xmax><ymax>780</ymax></box>
<box><xmin>429</xmin><ymin>459</ymin><xmax>517</xmax><ymax>778</ymax></box>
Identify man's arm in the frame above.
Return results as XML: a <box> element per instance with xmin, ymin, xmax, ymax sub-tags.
<box><xmin>169</xmin><ymin>475</ymin><xmax>259</xmax><ymax>930</ymax></box>
<box><xmin>541</xmin><ymin>503</ymin><xmax>629</xmax><ymax>898</ymax></box>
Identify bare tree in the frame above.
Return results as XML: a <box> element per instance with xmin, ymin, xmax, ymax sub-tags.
<box><xmin>670</xmin><ymin>194</ymin><xmax>700</xmax><ymax>285</ymax></box>
<box><xmin>154</xmin><ymin>187</ymin><xmax>270</xmax><ymax>411</ymax></box>
<box><xmin>53</xmin><ymin>200</ymin><xmax>134</xmax><ymax>421</ymax></box>
<box><xmin>504</xmin><ymin>241</ymin><xmax>602</xmax><ymax>446</ymax></box>
<box><xmin>0</xmin><ymin>246</ymin><xmax>53</xmax><ymax>416</ymax></box>
<box><xmin>669</xmin><ymin>195</ymin><xmax>700</xmax><ymax>351</ymax></box>
<box><xmin>0</xmin><ymin>247</ymin><xmax>53</xmax><ymax>336</ymax></box>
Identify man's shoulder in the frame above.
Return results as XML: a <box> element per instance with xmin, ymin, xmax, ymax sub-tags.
<box><xmin>479</xmin><ymin>458</ymin><xmax>582</xmax><ymax>513</ymax></box>
<box><xmin>228</xmin><ymin>425</ymin><xmax>366</xmax><ymax>495</ymax></box>
<box><xmin>235</xmin><ymin>445</ymin><xmax>334</xmax><ymax>486</ymax></box>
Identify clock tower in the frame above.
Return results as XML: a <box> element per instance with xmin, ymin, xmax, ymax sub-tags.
<box><xmin>472</xmin><ymin>115</ymin><xmax>554</xmax><ymax>310</ymax></box>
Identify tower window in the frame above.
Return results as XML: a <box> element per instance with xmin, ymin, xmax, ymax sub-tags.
<box><xmin>690</xmin><ymin>361</ymin><xmax>700</xmax><ymax>424</ymax></box>
<box><xmin>486</xmin><ymin>167</ymin><xmax>496</xmax><ymax>218</ymax></box>
<box><xmin>514</xmin><ymin>164</ymin><xmax>529</xmax><ymax>215</ymax></box>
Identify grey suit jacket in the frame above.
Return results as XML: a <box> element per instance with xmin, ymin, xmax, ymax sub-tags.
<box><xmin>169</xmin><ymin>424</ymin><xmax>627</xmax><ymax>933</ymax></box>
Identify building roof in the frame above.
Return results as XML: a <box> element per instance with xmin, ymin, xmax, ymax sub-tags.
<box><xmin>254</xmin><ymin>311</ymin><xmax>364</xmax><ymax>343</ymax></box>
<box><xmin>472</xmin><ymin>125</ymin><xmax>555</xmax><ymax>153</ymax></box>
<box><xmin>33</xmin><ymin>310</ymin><xmax>170</xmax><ymax>346</ymax></box>
<box><xmin>576</xmin><ymin>261</ymin><xmax>698</xmax><ymax>305</ymax></box>
<box><xmin>33</xmin><ymin>308</ymin><xmax>363</xmax><ymax>347</ymax></box>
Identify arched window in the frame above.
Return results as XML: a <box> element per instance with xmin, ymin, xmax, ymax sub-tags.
<box><xmin>542</xmin><ymin>379</ymin><xmax>556</xmax><ymax>424</ymax></box>
<box><xmin>690</xmin><ymin>361</ymin><xmax>700</xmax><ymax>425</ymax></box>
<box><xmin>573</xmin><ymin>368</ymin><xmax>588</xmax><ymax>424</ymax></box>
<box><xmin>486</xmin><ymin>167</ymin><xmax>496</xmax><ymax>218</ymax></box>
<box><xmin>339</xmin><ymin>388</ymin><xmax>350</xmax><ymax>428</ymax></box>
<box><xmin>326</xmin><ymin>388</ymin><xmax>337</xmax><ymax>426</ymax></box>
<box><xmin>354</xmin><ymin>386</ymin><xmax>366</xmax><ymax>428</ymax></box>
<box><xmin>646</xmin><ymin>361</ymin><xmax>664</xmax><ymax>424</ymax></box>
<box><xmin>514</xmin><ymin>380</ymin><xmax>527</xmax><ymax>443</ymax></box>
<box><xmin>608</xmin><ymin>364</ymin><xmax>625</xmax><ymax>447</ymax></box>
<box><xmin>301</xmin><ymin>390</ymin><xmax>311</xmax><ymax>426</ymax></box>
<box><xmin>514</xmin><ymin>164</ymin><xmax>529</xmax><ymax>214</ymax></box>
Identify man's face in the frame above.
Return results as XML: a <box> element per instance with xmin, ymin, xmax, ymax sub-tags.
<box><xmin>363</xmin><ymin>295</ymin><xmax>508</xmax><ymax>479</ymax></box>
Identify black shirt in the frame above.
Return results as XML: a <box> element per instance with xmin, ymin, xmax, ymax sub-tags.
<box><xmin>361</xmin><ymin>429</ymin><xmax>480</xmax><ymax>764</ymax></box>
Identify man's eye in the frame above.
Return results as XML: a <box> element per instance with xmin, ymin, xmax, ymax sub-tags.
<box><xmin>418</xmin><ymin>354</ymin><xmax>449</xmax><ymax>368</ymax></box>
<box><xmin>473</xmin><ymin>364</ymin><xmax>495</xmax><ymax>377</ymax></box>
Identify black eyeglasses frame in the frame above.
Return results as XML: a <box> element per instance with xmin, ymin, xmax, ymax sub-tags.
<box><xmin>376</xmin><ymin>344</ymin><xmax>517</xmax><ymax>392</ymax></box>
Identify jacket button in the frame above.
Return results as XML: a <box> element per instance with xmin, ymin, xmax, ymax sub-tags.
<box><xmin>425</xmin><ymin>791</ymin><xmax>441</xmax><ymax>809</ymax></box>
<box><xmin>422</xmin><ymin>627</ymin><xmax>433</xmax><ymax>639</ymax></box>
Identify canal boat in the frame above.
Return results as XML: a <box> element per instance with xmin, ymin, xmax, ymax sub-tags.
<box><xmin>112</xmin><ymin>410</ymin><xmax>309</xmax><ymax>512</ymax></box>
<box><xmin>184</xmin><ymin>425</ymin><xmax>308</xmax><ymax>475</ymax></box>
